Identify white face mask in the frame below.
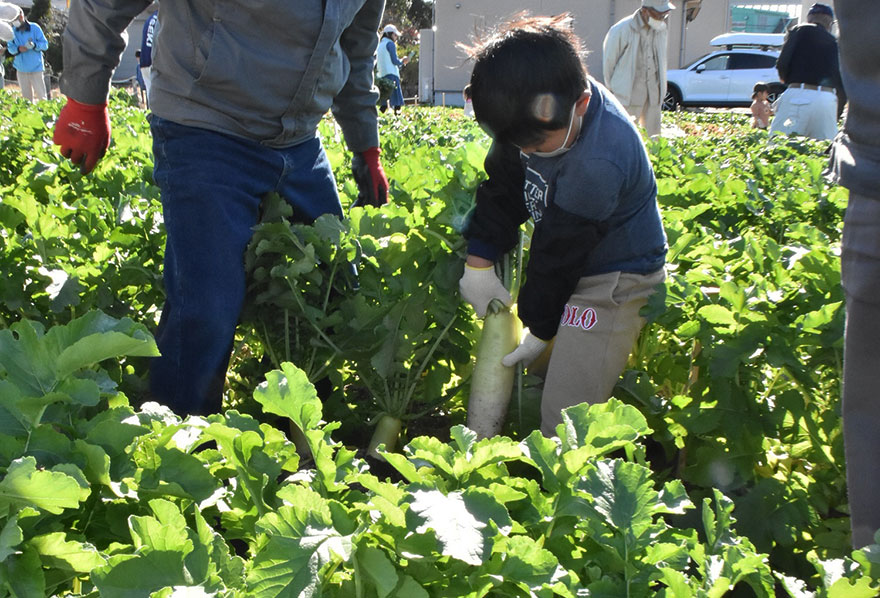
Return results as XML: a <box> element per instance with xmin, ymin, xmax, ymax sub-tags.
<box><xmin>530</xmin><ymin>103</ymin><xmax>581</xmax><ymax>158</ymax></box>
<box><xmin>648</xmin><ymin>17</ymin><xmax>668</xmax><ymax>31</ymax></box>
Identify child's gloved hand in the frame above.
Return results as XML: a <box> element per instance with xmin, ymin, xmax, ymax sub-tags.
<box><xmin>459</xmin><ymin>264</ymin><xmax>511</xmax><ymax>318</ymax></box>
<box><xmin>502</xmin><ymin>329</ymin><xmax>548</xmax><ymax>368</ymax></box>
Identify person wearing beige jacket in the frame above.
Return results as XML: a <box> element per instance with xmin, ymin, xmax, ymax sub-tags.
<box><xmin>602</xmin><ymin>0</ymin><xmax>673</xmax><ymax>137</ymax></box>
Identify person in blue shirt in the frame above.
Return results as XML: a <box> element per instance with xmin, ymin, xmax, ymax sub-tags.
<box><xmin>458</xmin><ymin>13</ymin><xmax>667</xmax><ymax>436</ymax></box>
<box><xmin>7</xmin><ymin>8</ymin><xmax>48</xmax><ymax>102</ymax></box>
<box><xmin>376</xmin><ymin>24</ymin><xmax>408</xmax><ymax>114</ymax></box>
<box><xmin>139</xmin><ymin>11</ymin><xmax>157</xmax><ymax>103</ymax></box>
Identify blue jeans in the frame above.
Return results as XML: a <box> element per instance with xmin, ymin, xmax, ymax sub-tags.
<box><xmin>383</xmin><ymin>75</ymin><xmax>404</xmax><ymax>109</ymax></box>
<box><xmin>148</xmin><ymin>116</ymin><xmax>342</xmax><ymax>415</ymax></box>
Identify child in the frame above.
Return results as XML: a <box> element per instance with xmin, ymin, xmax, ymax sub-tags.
<box><xmin>457</xmin><ymin>14</ymin><xmax>667</xmax><ymax>436</ymax></box>
<box><xmin>751</xmin><ymin>82</ymin><xmax>774</xmax><ymax>129</ymax></box>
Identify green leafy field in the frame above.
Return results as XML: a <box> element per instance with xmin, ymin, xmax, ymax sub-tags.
<box><xmin>1</xmin><ymin>90</ymin><xmax>878</xmax><ymax>597</ymax></box>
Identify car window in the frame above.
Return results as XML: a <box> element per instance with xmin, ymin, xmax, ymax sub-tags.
<box><xmin>698</xmin><ymin>54</ymin><xmax>730</xmax><ymax>71</ymax></box>
<box><xmin>729</xmin><ymin>53</ymin><xmax>777</xmax><ymax>70</ymax></box>
<box><xmin>682</xmin><ymin>53</ymin><xmax>711</xmax><ymax>69</ymax></box>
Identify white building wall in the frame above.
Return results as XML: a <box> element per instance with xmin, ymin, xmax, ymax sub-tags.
<box><xmin>425</xmin><ymin>0</ymin><xmax>826</xmax><ymax>107</ymax></box>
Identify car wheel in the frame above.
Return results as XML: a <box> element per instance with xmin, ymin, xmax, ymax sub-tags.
<box><xmin>662</xmin><ymin>87</ymin><xmax>681</xmax><ymax>111</ymax></box>
<box><xmin>767</xmin><ymin>83</ymin><xmax>786</xmax><ymax>103</ymax></box>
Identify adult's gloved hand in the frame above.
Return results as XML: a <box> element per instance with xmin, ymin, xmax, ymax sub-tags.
<box><xmin>502</xmin><ymin>329</ymin><xmax>549</xmax><ymax>368</ymax></box>
<box><xmin>459</xmin><ymin>264</ymin><xmax>512</xmax><ymax>318</ymax></box>
<box><xmin>351</xmin><ymin>146</ymin><xmax>389</xmax><ymax>207</ymax></box>
<box><xmin>53</xmin><ymin>98</ymin><xmax>111</xmax><ymax>175</ymax></box>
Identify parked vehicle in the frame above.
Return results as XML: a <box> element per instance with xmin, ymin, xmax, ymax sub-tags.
<box><xmin>663</xmin><ymin>32</ymin><xmax>786</xmax><ymax>110</ymax></box>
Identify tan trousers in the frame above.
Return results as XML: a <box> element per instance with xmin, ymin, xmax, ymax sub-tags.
<box><xmin>626</xmin><ymin>77</ymin><xmax>662</xmax><ymax>137</ymax></box>
<box><xmin>540</xmin><ymin>268</ymin><xmax>666</xmax><ymax>435</ymax></box>
<box><xmin>17</xmin><ymin>70</ymin><xmax>47</xmax><ymax>102</ymax></box>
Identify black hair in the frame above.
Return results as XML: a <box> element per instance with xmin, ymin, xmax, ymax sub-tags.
<box><xmin>461</xmin><ymin>14</ymin><xmax>588</xmax><ymax>148</ymax></box>
<box><xmin>752</xmin><ymin>81</ymin><xmax>768</xmax><ymax>98</ymax></box>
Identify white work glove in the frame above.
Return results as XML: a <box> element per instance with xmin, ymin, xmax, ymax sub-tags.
<box><xmin>26</xmin><ymin>39</ymin><xmax>34</xmax><ymax>49</ymax></box>
<box><xmin>502</xmin><ymin>329</ymin><xmax>549</xmax><ymax>368</ymax></box>
<box><xmin>459</xmin><ymin>264</ymin><xmax>512</xmax><ymax>318</ymax></box>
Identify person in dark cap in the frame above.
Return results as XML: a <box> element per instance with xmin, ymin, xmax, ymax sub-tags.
<box><xmin>768</xmin><ymin>3</ymin><xmax>845</xmax><ymax>140</ymax></box>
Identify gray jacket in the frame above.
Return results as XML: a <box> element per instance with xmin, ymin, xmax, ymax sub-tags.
<box><xmin>831</xmin><ymin>0</ymin><xmax>880</xmax><ymax>197</ymax></box>
<box><xmin>60</xmin><ymin>0</ymin><xmax>385</xmax><ymax>152</ymax></box>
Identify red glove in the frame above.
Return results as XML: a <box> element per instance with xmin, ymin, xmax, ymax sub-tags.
<box><xmin>53</xmin><ymin>98</ymin><xmax>111</xmax><ymax>175</ymax></box>
<box><xmin>351</xmin><ymin>146</ymin><xmax>389</xmax><ymax>207</ymax></box>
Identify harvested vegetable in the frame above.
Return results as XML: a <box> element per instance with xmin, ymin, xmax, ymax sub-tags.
<box><xmin>466</xmin><ymin>298</ymin><xmax>521</xmax><ymax>438</ymax></box>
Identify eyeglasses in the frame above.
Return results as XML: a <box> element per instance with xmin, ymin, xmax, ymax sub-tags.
<box><xmin>644</xmin><ymin>7</ymin><xmax>671</xmax><ymax>20</ymax></box>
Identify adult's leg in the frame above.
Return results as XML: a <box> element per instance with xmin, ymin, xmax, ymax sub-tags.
<box><xmin>768</xmin><ymin>89</ymin><xmax>807</xmax><ymax>137</ymax></box>
<box><xmin>840</xmin><ymin>194</ymin><xmax>880</xmax><ymax>548</ymax></box>
<box><xmin>148</xmin><ymin>117</ymin><xmax>281</xmax><ymax>415</ymax></box>
<box><xmin>17</xmin><ymin>71</ymin><xmax>35</xmax><ymax>101</ymax></box>
<box><xmin>806</xmin><ymin>90</ymin><xmax>839</xmax><ymax>141</ymax></box>
<box><xmin>643</xmin><ymin>100</ymin><xmax>662</xmax><ymax>137</ymax></box>
<box><xmin>540</xmin><ymin>269</ymin><xmax>666</xmax><ymax>436</ymax></box>
<box><xmin>31</xmin><ymin>71</ymin><xmax>47</xmax><ymax>100</ymax></box>
<box><xmin>276</xmin><ymin>135</ymin><xmax>343</xmax><ymax>222</ymax></box>
<box><xmin>388</xmin><ymin>74</ymin><xmax>404</xmax><ymax>110</ymax></box>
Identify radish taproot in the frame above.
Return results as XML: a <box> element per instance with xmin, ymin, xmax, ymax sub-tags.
<box><xmin>363</xmin><ymin>306</ymin><xmax>461</xmax><ymax>460</ymax></box>
<box><xmin>467</xmin><ymin>298</ymin><xmax>521</xmax><ymax>438</ymax></box>
<box><xmin>367</xmin><ymin>413</ymin><xmax>403</xmax><ymax>459</ymax></box>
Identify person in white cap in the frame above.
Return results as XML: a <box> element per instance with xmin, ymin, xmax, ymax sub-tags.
<box><xmin>602</xmin><ymin>0</ymin><xmax>674</xmax><ymax>137</ymax></box>
<box><xmin>0</xmin><ymin>2</ymin><xmax>23</xmax><ymax>90</ymax></box>
<box><xmin>376</xmin><ymin>23</ymin><xmax>409</xmax><ymax>113</ymax></box>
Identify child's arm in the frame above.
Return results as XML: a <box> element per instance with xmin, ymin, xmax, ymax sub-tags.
<box><xmin>463</xmin><ymin>142</ymin><xmax>530</xmax><ymax>260</ymax></box>
<box><xmin>517</xmin><ymin>205</ymin><xmax>607</xmax><ymax>340</ymax></box>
